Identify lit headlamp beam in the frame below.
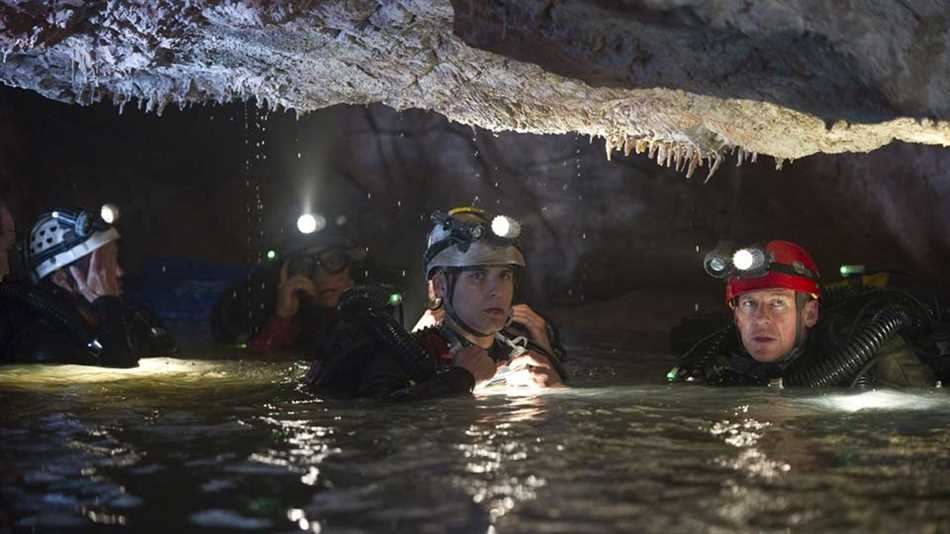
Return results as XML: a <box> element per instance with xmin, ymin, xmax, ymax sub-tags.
<box><xmin>100</xmin><ymin>204</ymin><xmax>120</xmax><ymax>224</ymax></box>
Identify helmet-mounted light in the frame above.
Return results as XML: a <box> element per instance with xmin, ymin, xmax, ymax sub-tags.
<box><xmin>702</xmin><ymin>241</ymin><xmax>735</xmax><ymax>279</ymax></box>
<box><xmin>490</xmin><ymin>215</ymin><xmax>521</xmax><ymax>239</ymax></box>
<box><xmin>297</xmin><ymin>213</ymin><xmax>326</xmax><ymax>235</ymax></box>
<box><xmin>100</xmin><ymin>203</ymin><xmax>120</xmax><ymax>224</ymax></box>
<box><xmin>733</xmin><ymin>247</ymin><xmax>768</xmax><ymax>274</ymax></box>
<box><xmin>703</xmin><ymin>244</ymin><xmax>772</xmax><ymax>279</ymax></box>
<box><xmin>423</xmin><ymin>208</ymin><xmax>526</xmax><ymax>277</ymax></box>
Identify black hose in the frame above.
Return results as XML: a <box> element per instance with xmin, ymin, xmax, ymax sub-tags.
<box><xmin>0</xmin><ymin>281</ymin><xmax>102</xmax><ymax>357</ymax></box>
<box><xmin>337</xmin><ymin>286</ymin><xmax>436</xmax><ymax>383</ymax></box>
<box><xmin>784</xmin><ymin>309</ymin><xmax>911</xmax><ymax>387</ymax></box>
<box><xmin>670</xmin><ymin>324</ymin><xmax>734</xmax><ymax>382</ymax></box>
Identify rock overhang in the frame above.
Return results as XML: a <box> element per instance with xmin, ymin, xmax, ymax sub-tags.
<box><xmin>2</xmin><ymin>0</ymin><xmax>948</xmax><ymax>180</ymax></box>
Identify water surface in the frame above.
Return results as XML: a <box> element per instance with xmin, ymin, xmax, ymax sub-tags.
<box><xmin>2</xmin><ymin>347</ymin><xmax>949</xmax><ymax>533</ymax></box>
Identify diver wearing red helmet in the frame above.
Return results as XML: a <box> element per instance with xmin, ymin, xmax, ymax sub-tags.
<box><xmin>669</xmin><ymin>240</ymin><xmax>938</xmax><ymax>387</ymax></box>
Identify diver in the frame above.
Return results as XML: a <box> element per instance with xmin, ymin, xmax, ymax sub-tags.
<box><xmin>211</xmin><ymin>231</ymin><xmax>386</xmax><ymax>358</ymax></box>
<box><xmin>305</xmin><ymin>207</ymin><xmax>568</xmax><ymax>400</ymax></box>
<box><xmin>0</xmin><ymin>207</ymin><xmax>176</xmax><ymax>367</ymax></box>
<box><xmin>668</xmin><ymin>240</ymin><xmax>941</xmax><ymax>388</ymax></box>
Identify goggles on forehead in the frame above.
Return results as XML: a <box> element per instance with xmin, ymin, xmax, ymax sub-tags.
<box><xmin>286</xmin><ymin>248</ymin><xmax>353</xmax><ymax>279</ymax></box>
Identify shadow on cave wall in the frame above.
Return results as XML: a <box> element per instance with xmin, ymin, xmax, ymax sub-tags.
<box><xmin>1</xmin><ymin>86</ymin><xmax>948</xmax><ymax>346</ymax></box>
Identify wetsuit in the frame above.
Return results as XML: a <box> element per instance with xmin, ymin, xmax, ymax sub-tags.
<box><xmin>672</xmin><ymin>307</ymin><xmax>937</xmax><ymax>388</ymax></box>
<box><xmin>0</xmin><ymin>280</ymin><xmax>175</xmax><ymax>367</ymax></box>
<box><xmin>305</xmin><ymin>321</ymin><xmax>568</xmax><ymax>401</ymax></box>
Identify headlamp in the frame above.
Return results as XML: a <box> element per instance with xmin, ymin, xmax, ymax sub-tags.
<box><xmin>297</xmin><ymin>213</ymin><xmax>326</xmax><ymax>235</ymax></box>
<box><xmin>100</xmin><ymin>204</ymin><xmax>120</xmax><ymax>224</ymax></box>
<box><xmin>733</xmin><ymin>247</ymin><xmax>768</xmax><ymax>274</ymax></box>
<box><xmin>51</xmin><ymin>209</ymin><xmax>110</xmax><ymax>238</ymax></box>
<box><xmin>490</xmin><ymin>215</ymin><xmax>521</xmax><ymax>239</ymax></box>
<box><xmin>702</xmin><ymin>241</ymin><xmax>736</xmax><ymax>279</ymax></box>
<box><xmin>702</xmin><ymin>244</ymin><xmax>771</xmax><ymax>279</ymax></box>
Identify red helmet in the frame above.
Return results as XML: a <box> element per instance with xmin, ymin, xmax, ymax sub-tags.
<box><xmin>725</xmin><ymin>240</ymin><xmax>821</xmax><ymax>303</ymax></box>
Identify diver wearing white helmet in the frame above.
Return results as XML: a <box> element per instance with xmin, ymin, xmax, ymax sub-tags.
<box><xmin>0</xmin><ymin>207</ymin><xmax>174</xmax><ymax>367</ymax></box>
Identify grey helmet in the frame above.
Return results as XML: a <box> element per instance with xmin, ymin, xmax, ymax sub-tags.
<box><xmin>27</xmin><ymin>208</ymin><xmax>120</xmax><ymax>280</ymax></box>
<box><xmin>423</xmin><ymin>207</ymin><xmax>525</xmax><ymax>279</ymax></box>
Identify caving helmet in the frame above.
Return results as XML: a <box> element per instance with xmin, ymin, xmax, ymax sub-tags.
<box><xmin>26</xmin><ymin>208</ymin><xmax>120</xmax><ymax>280</ymax></box>
<box><xmin>424</xmin><ymin>207</ymin><xmax>525</xmax><ymax>278</ymax></box>
<box><xmin>722</xmin><ymin>241</ymin><xmax>821</xmax><ymax>304</ymax></box>
<box><xmin>423</xmin><ymin>207</ymin><xmax>526</xmax><ymax>337</ymax></box>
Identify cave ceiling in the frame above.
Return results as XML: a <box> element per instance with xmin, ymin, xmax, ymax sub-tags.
<box><xmin>2</xmin><ymin>0</ymin><xmax>949</xmax><ymax>180</ymax></box>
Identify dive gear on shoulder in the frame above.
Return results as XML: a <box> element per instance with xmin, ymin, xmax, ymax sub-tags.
<box><xmin>784</xmin><ymin>288</ymin><xmax>931</xmax><ymax>387</ymax></box>
<box><xmin>336</xmin><ymin>285</ymin><xmax>436</xmax><ymax>383</ymax></box>
<box><xmin>0</xmin><ymin>280</ymin><xmax>103</xmax><ymax>358</ymax></box>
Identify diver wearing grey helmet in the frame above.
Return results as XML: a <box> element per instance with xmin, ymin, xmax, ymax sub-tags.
<box><xmin>305</xmin><ymin>207</ymin><xmax>566</xmax><ymax>400</ymax></box>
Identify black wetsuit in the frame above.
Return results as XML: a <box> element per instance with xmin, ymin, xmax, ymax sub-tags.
<box><xmin>671</xmin><ymin>308</ymin><xmax>938</xmax><ymax>388</ymax></box>
<box><xmin>0</xmin><ymin>280</ymin><xmax>176</xmax><ymax>367</ymax></box>
<box><xmin>305</xmin><ymin>321</ymin><xmax>568</xmax><ymax>401</ymax></box>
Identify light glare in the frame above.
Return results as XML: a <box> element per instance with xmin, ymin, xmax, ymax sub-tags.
<box><xmin>491</xmin><ymin>215</ymin><xmax>521</xmax><ymax>238</ymax></box>
<box><xmin>733</xmin><ymin>249</ymin><xmax>755</xmax><ymax>271</ymax></box>
<box><xmin>297</xmin><ymin>214</ymin><xmax>325</xmax><ymax>234</ymax></box>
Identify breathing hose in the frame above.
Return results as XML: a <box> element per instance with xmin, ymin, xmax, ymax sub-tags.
<box><xmin>785</xmin><ymin>308</ymin><xmax>913</xmax><ymax>387</ymax></box>
<box><xmin>0</xmin><ymin>281</ymin><xmax>102</xmax><ymax>357</ymax></box>
<box><xmin>337</xmin><ymin>286</ymin><xmax>436</xmax><ymax>383</ymax></box>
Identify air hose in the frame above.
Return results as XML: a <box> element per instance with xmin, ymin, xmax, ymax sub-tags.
<box><xmin>784</xmin><ymin>307</ymin><xmax>914</xmax><ymax>388</ymax></box>
<box><xmin>667</xmin><ymin>324</ymin><xmax>735</xmax><ymax>382</ymax></box>
<box><xmin>337</xmin><ymin>285</ymin><xmax>436</xmax><ymax>383</ymax></box>
<box><xmin>0</xmin><ymin>281</ymin><xmax>102</xmax><ymax>357</ymax></box>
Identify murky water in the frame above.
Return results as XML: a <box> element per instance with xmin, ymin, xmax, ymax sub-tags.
<box><xmin>2</xmin><ymin>348</ymin><xmax>950</xmax><ymax>533</ymax></box>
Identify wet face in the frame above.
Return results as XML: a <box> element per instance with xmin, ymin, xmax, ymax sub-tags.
<box><xmin>308</xmin><ymin>265</ymin><xmax>354</xmax><ymax>308</ymax></box>
<box><xmin>733</xmin><ymin>288</ymin><xmax>819</xmax><ymax>363</ymax></box>
<box><xmin>435</xmin><ymin>266</ymin><xmax>514</xmax><ymax>337</ymax></box>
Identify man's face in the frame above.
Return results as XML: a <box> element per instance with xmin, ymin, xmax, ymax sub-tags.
<box><xmin>733</xmin><ymin>288</ymin><xmax>819</xmax><ymax>363</ymax></box>
<box><xmin>436</xmin><ymin>266</ymin><xmax>515</xmax><ymax>336</ymax></box>
<box><xmin>308</xmin><ymin>265</ymin><xmax>354</xmax><ymax>308</ymax></box>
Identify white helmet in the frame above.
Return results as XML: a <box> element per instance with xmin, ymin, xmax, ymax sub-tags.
<box><xmin>28</xmin><ymin>209</ymin><xmax>120</xmax><ymax>280</ymax></box>
<box><xmin>423</xmin><ymin>207</ymin><xmax>525</xmax><ymax>279</ymax></box>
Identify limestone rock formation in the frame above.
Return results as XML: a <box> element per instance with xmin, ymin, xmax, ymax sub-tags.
<box><xmin>2</xmin><ymin>0</ymin><xmax>949</xmax><ymax>178</ymax></box>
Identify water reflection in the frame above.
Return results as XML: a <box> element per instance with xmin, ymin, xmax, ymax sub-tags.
<box><xmin>2</xmin><ymin>354</ymin><xmax>950</xmax><ymax>532</ymax></box>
